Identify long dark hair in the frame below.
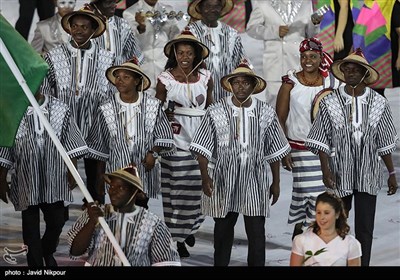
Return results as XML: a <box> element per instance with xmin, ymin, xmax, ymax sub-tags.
<box><xmin>311</xmin><ymin>192</ymin><xmax>350</xmax><ymax>239</ymax></box>
<box><xmin>164</xmin><ymin>41</ymin><xmax>205</xmax><ymax>74</ymax></box>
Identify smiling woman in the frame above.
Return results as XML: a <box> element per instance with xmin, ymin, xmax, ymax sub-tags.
<box><xmin>155</xmin><ymin>28</ymin><xmax>213</xmax><ymax>258</ymax></box>
<box><xmin>276</xmin><ymin>37</ymin><xmax>340</xmax><ymax>241</ymax></box>
<box><xmin>290</xmin><ymin>192</ymin><xmax>362</xmax><ymax>266</ymax></box>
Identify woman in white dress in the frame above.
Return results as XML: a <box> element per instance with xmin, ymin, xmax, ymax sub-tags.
<box><xmin>290</xmin><ymin>191</ymin><xmax>361</xmax><ymax>266</ymax></box>
<box><xmin>155</xmin><ymin>28</ymin><xmax>213</xmax><ymax>258</ymax></box>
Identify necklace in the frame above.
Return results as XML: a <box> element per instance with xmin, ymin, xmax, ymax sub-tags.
<box><xmin>300</xmin><ymin>71</ymin><xmax>320</xmax><ymax>86</ymax></box>
<box><xmin>123</xmin><ymin>106</ymin><xmax>139</xmax><ymax>142</ymax></box>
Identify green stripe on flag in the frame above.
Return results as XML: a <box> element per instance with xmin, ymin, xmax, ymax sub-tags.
<box><xmin>0</xmin><ymin>14</ymin><xmax>49</xmax><ymax>147</ymax></box>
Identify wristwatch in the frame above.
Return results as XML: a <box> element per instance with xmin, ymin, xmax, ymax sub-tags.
<box><xmin>148</xmin><ymin>150</ymin><xmax>159</xmax><ymax>158</ymax></box>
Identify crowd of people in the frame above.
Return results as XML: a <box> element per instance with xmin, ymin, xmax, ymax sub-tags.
<box><xmin>0</xmin><ymin>0</ymin><xmax>399</xmax><ymax>267</ymax></box>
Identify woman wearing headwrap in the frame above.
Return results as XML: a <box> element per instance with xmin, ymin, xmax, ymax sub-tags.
<box><xmin>276</xmin><ymin>37</ymin><xmax>341</xmax><ymax>240</ymax></box>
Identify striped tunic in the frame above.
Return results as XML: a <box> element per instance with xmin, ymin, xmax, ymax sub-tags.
<box><xmin>41</xmin><ymin>42</ymin><xmax>114</xmax><ymax>142</ymax></box>
<box><xmin>190</xmin><ymin>97</ymin><xmax>291</xmax><ymax>218</ymax></box>
<box><xmin>187</xmin><ymin>20</ymin><xmax>246</xmax><ymax>102</ymax></box>
<box><xmin>67</xmin><ymin>205</ymin><xmax>181</xmax><ymax>266</ymax></box>
<box><xmin>86</xmin><ymin>92</ymin><xmax>175</xmax><ymax>198</ymax></box>
<box><xmin>306</xmin><ymin>86</ymin><xmax>399</xmax><ymax>197</ymax></box>
<box><xmin>0</xmin><ymin>95</ymin><xmax>87</xmax><ymax>211</ymax></box>
<box><xmin>93</xmin><ymin>16</ymin><xmax>144</xmax><ymax>66</ymax></box>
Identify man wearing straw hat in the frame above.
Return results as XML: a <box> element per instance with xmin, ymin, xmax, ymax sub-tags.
<box><xmin>305</xmin><ymin>48</ymin><xmax>398</xmax><ymax>266</ymax></box>
<box><xmin>0</xmin><ymin>92</ymin><xmax>87</xmax><ymax>267</ymax></box>
<box><xmin>186</xmin><ymin>0</ymin><xmax>247</xmax><ymax>102</ymax></box>
<box><xmin>40</xmin><ymin>5</ymin><xmax>114</xmax><ymax>206</ymax></box>
<box><xmin>190</xmin><ymin>61</ymin><xmax>290</xmax><ymax>266</ymax></box>
<box><xmin>86</xmin><ymin>57</ymin><xmax>174</xmax><ymax>209</ymax></box>
<box><xmin>68</xmin><ymin>165</ymin><xmax>181</xmax><ymax>266</ymax></box>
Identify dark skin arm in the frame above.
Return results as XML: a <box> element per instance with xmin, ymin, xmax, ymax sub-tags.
<box><xmin>276</xmin><ymin>82</ymin><xmax>294</xmax><ymax>171</ymax></box>
<box><xmin>381</xmin><ymin>154</ymin><xmax>398</xmax><ymax>195</ymax></box>
<box><xmin>70</xmin><ymin>202</ymin><xmax>103</xmax><ymax>256</ymax></box>
<box><xmin>269</xmin><ymin>160</ymin><xmax>281</xmax><ymax>205</ymax></box>
<box><xmin>319</xmin><ymin>151</ymin><xmax>336</xmax><ymax>189</ymax></box>
<box><xmin>95</xmin><ymin>160</ymin><xmax>106</xmax><ymax>199</ymax></box>
<box><xmin>205</xmin><ymin>76</ymin><xmax>214</xmax><ymax>108</ymax></box>
<box><xmin>67</xmin><ymin>158</ymin><xmax>78</xmax><ymax>189</ymax></box>
<box><xmin>155</xmin><ymin>81</ymin><xmax>176</xmax><ymax>121</ymax></box>
<box><xmin>0</xmin><ymin>166</ymin><xmax>9</xmax><ymax>203</ymax></box>
<box><xmin>197</xmin><ymin>154</ymin><xmax>213</xmax><ymax>197</ymax></box>
<box><xmin>142</xmin><ymin>146</ymin><xmax>162</xmax><ymax>172</ymax></box>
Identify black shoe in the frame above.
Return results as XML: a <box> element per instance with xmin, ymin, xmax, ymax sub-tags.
<box><xmin>184</xmin><ymin>234</ymin><xmax>195</xmax><ymax>247</ymax></box>
<box><xmin>43</xmin><ymin>255</ymin><xmax>58</xmax><ymax>267</ymax></box>
<box><xmin>177</xmin><ymin>242</ymin><xmax>190</xmax><ymax>258</ymax></box>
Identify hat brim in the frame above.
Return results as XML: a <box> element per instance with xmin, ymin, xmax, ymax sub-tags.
<box><xmin>103</xmin><ymin>171</ymin><xmax>143</xmax><ymax>192</ymax></box>
<box><xmin>61</xmin><ymin>10</ymin><xmax>106</xmax><ymax>39</ymax></box>
<box><xmin>331</xmin><ymin>59</ymin><xmax>379</xmax><ymax>86</ymax></box>
<box><xmin>221</xmin><ymin>71</ymin><xmax>267</xmax><ymax>94</ymax></box>
<box><xmin>188</xmin><ymin>0</ymin><xmax>234</xmax><ymax>21</ymax></box>
<box><xmin>311</xmin><ymin>88</ymin><xmax>333</xmax><ymax>122</ymax></box>
<box><xmin>106</xmin><ymin>65</ymin><xmax>151</xmax><ymax>91</ymax></box>
<box><xmin>164</xmin><ymin>36</ymin><xmax>209</xmax><ymax>59</ymax></box>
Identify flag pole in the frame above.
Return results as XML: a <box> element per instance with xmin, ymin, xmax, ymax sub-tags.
<box><xmin>0</xmin><ymin>38</ymin><xmax>130</xmax><ymax>266</ymax></box>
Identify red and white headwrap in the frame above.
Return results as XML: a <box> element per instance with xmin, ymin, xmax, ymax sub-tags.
<box><xmin>299</xmin><ymin>37</ymin><xmax>333</xmax><ymax>77</ymax></box>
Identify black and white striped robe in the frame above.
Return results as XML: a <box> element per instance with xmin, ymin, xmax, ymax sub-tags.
<box><xmin>93</xmin><ymin>16</ymin><xmax>144</xmax><ymax>66</ymax></box>
<box><xmin>86</xmin><ymin>92</ymin><xmax>175</xmax><ymax>198</ymax></box>
<box><xmin>68</xmin><ymin>205</ymin><xmax>181</xmax><ymax>266</ymax></box>
<box><xmin>41</xmin><ymin>42</ymin><xmax>114</xmax><ymax>142</ymax></box>
<box><xmin>0</xmin><ymin>95</ymin><xmax>87</xmax><ymax>211</ymax></box>
<box><xmin>190</xmin><ymin>97</ymin><xmax>291</xmax><ymax>218</ymax></box>
<box><xmin>306</xmin><ymin>86</ymin><xmax>399</xmax><ymax>197</ymax></box>
<box><xmin>187</xmin><ymin>20</ymin><xmax>246</xmax><ymax>102</ymax></box>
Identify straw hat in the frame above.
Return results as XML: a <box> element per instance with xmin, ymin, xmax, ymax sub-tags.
<box><xmin>330</xmin><ymin>48</ymin><xmax>379</xmax><ymax>85</ymax></box>
<box><xmin>104</xmin><ymin>166</ymin><xmax>143</xmax><ymax>192</ymax></box>
<box><xmin>164</xmin><ymin>28</ymin><xmax>209</xmax><ymax>59</ymax></box>
<box><xmin>61</xmin><ymin>5</ymin><xmax>106</xmax><ymax>38</ymax></box>
<box><xmin>188</xmin><ymin>0</ymin><xmax>234</xmax><ymax>20</ymax></box>
<box><xmin>106</xmin><ymin>57</ymin><xmax>151</xmax><ymax>91</ymax></box>
<box><xmin>221</xmin><ymin>60</ymin><xmax>266</xmax><ymax>94</ymax></box>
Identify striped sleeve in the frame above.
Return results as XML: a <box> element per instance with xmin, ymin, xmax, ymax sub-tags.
<box><xmin>376</xmin><ymin>102</ymin><xmax>399</xmax><ymax>156</ymax></box>
<box><xmin>86</xmin><ymin>105</ymin><xmax>110</xmax><ymax>161</ymax></box>
<box><xmin>67</xmin><ymin>209</ymin><xmax>94</xmax><ymax>259</ymax></box>
<box><xmin>0</xmin><ymin>147</ymin><xmax>13</xmax><ymax>169</ymax></box>
<box><xmin>154</xmin><ymin>107</ymin><xmax>175</xmax><ymax>156</ymax></box>
<box><xmin>150</xmin><ymin>219</ymin><xmax>181</xmax><ymax>266</ymax></box>
<box><xmin>60</xmin><ymin>102</ymin><xmax>88</xmax><ymax>158</ymax></box>
<box><xmin>189</xmin><ymin>109</ymin><xmax>215</xmax><ymax>161</ymax></box>
<box><xmin>120</xmin><ymin>18</ymin><xmax>144</xmax><ymax>65</ymax></box>
<box><xmin>305</xmin><ymin>100</ymin><xmax>332</xmax><ymax>156</ymax></box>
<box><xmin>40</xmin><ymin>53</ymin><xmax>56</xmax><ymax>96</ymax></box>
<box><xmin>231</xmin><ymin>30</ymin><xmax>246</xmax><ymax>68</ymax></box>
<box><xmin>263</xmin><ymin>109</ymin><xmax>291</xmax><ymax>163</ymax></box>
